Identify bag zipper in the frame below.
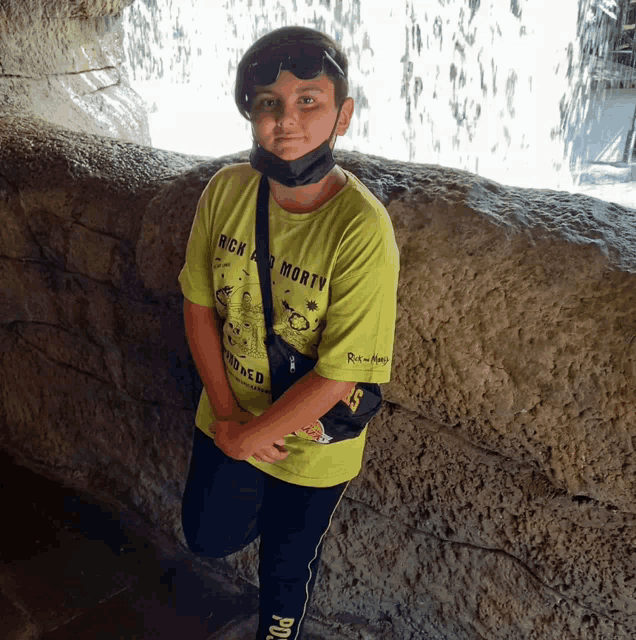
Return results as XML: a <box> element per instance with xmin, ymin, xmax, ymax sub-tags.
<box><xmin>289</xmin><ymin>355</ymin><xmax>296</xmax><ymax>373</ymax></box>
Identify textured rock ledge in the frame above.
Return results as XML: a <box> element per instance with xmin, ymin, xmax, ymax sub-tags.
<box><xmin>1</xmin><ymin>113</ymin><xmax>636</xmax><ymax>640</ymax></box>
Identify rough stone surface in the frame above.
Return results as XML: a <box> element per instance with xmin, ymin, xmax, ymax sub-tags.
<box><xmin>1</xmin><ymin>112</ymin><xmax>636</xmax><ymax>640</ymax></box>
<box><xmin>0</xmin><ymin>0</ymin><xmax>134</xmax><ymax>17</ymax></box>
<box><xmin>0</xmin><ymin>0</ymin><xmax>149</xmax><ymax>143</ymax></box>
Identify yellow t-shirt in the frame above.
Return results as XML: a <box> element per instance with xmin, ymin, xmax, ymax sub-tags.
<box><xmin>178</xmin><ymin>162</ymin><xmax>399</xmax><ymax>487</ymax></box>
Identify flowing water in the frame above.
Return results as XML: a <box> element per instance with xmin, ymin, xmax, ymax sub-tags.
<box><xmin>120</xmin><ymin>0</ymin><xmax>635</xmax><ymax>209</ymax></box>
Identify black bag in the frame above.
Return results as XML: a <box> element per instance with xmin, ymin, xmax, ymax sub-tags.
<box><xmin>255</xmin><ymin>174</ymin><xmax>382</xmax><ymax>444</ymax></box>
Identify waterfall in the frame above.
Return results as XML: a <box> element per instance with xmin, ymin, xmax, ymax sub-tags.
<box><xmin>120</xmin><ymin>0</ymin><xmax>635</xmax><ymax>202</ymax></box>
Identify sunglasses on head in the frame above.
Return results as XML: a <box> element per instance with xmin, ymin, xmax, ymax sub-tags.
<box><xmin>247</xmin><ymin>47</ymin><xmax>345</xmax><ymax>89</ymax></box>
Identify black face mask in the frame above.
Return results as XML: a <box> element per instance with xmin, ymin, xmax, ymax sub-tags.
<box><xmin>250</xmin><ymin>104</ymin><xmax>343</xmax><ymax>188</ymax></box>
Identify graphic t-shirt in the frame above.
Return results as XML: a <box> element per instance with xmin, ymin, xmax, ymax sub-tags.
<box><xmin>179</xmin><ymin>162</ymin><xmax>399</xmax><ymax>487</ymax></box>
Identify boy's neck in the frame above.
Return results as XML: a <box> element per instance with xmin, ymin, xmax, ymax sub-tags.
<box><xmin>268</xmin><ymin>166</ymin><xmax>348</xmax><ymax>213</ymax></box>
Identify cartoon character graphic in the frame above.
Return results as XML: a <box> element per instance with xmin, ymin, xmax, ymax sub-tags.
<box><xmin>217</xmin><ymin>278</ymin><xmax>321</xmax><ymax>359</ymax></box>
<box><xmin>274</xmin><ymin>298</ymin><xmax>317</xmax><ymax>357</ymax></box>
<box><xmin>221</xmin><ymin>284</ymin><xmax>268</xmax><ymax>360</ymax></box>
<box><xmin>215</xmin><ymin>285</ymin><xmax>233</xmax><ymax>311</ymax></box>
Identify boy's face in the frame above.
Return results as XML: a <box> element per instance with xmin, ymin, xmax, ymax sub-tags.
<box><xmin>250</xmin><ymin>70</ymin><xmax>345</xmax><ymax>162</ymax></box>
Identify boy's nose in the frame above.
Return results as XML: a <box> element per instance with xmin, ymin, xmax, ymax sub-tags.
<box><xmin>274</xmin><ymin>120</ymin><xmax>302</xmax><ymax>138</ymax></box>
<box><xmin>275</xmin><ymin>110</ymin><xmax>299</xmax><ymax>127</ymax></box>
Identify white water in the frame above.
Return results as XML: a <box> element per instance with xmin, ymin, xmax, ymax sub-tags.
<box><xmin>120</xmin><ymin>0</ymin><xmax>635</xmax><ymax>208</ymax></box>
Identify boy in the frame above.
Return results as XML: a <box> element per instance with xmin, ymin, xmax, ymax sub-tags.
<box><xmin>179</xmin><ymin>25</ymin><xmax>399</xmax><ymax>640</ymax></box>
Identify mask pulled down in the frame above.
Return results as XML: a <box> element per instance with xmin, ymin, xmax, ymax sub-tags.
<box><xmin>249</xmin><ymin>106</ymin><xmax>343</xmax><ymax>188</ymax></box>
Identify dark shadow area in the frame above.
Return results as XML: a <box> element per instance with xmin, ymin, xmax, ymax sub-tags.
<box><xmin>0</xmin><ymin>449</ymin><xmax>258</xmax><ymax>639</ymax></box>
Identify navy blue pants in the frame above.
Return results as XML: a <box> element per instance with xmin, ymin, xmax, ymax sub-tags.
<box><xmin>181</xmin><ymin>427</ymin><xmax>350</xmax><ymax>640</ymax></box>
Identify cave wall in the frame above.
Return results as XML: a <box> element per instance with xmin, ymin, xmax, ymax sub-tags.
<box><xmin>0</xmin><ymin>0</ymin><xmax>150</xmax><ymax>143</ymax></box>
<box><xmin>1</xmin><ymin>111</ymin><xmax>636</xmax><ymax>640</ymax></box>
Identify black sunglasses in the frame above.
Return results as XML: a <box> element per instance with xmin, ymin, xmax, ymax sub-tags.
<box><xmin>247</xmin><ymin>47</ymin><xmax>345</xmax><ymax>89</ymax></box>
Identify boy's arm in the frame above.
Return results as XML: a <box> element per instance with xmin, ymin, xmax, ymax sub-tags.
<box><xmin>183</xmin><ymin>299</ymin><xmax>251</xmax><ymax>422</ymax></box>
<box><xmin>215</xmin><ymin>370</ymin><xmax>356</xmax><ymax>460</ymax></box>
<box><xmin>184</xmin><ymin>293</ymin><xmax>355</xmax><ymax>461</ymax></box>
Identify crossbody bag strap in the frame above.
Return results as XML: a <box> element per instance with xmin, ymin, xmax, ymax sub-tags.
<box><xmin>255</xmin><ymin>175</ymin><xmax>276</xmax><ymax>343</ymax></box>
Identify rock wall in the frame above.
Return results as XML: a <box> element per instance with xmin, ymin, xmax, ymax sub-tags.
<box><xmin>0</xmin><ymin>0</ymin><xmax>150</xmax><ymax>143</ymax></box>
<box><xmin>1</xmin><ymin>111</ymin><xmax>636</xmax><ymax>640</ymax></box>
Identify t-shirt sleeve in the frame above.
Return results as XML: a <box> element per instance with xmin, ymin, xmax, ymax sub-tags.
<box><xmin>314</xmin><ymin>211</ymin><xmax>399</xmax><ymax>384</ymax></box>
<box><xmin>178</xmin><ymin>175</ymin><xmax>219</xmax><ymax>308</ymax></box>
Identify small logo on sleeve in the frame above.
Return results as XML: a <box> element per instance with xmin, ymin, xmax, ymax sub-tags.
<box><xmin>347</xmin><ymin>352</ymin><xmax>390</xmax><ymax>366</ymax></box>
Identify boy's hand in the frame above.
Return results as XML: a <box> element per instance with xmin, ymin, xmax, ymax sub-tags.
<box><xmin>214</xmin><ymin>419</ymin><xmax>289</xmax><ymax>463</ymax></box>
<box><xmin>251</xmin><ymin>438</ymin><xmax>289</xmax><ymax>464</ymax></box>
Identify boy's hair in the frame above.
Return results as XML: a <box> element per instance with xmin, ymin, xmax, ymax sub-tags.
<box><xmin>234</xmin><ymin>25</ymin><xmax>349</xmax><ymax>122</ymax></box>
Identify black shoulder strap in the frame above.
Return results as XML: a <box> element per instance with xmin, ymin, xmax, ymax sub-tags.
<box><xmin>255</xmin><ymin>175</ymin><xmax>276</xmax><ymax>344</ymax></box>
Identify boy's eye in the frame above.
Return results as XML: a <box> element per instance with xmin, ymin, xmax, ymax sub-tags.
<box><xmin>258</xmin><ymin>96</ymin><xmax>316</xmax><ymax>108</ymax></box>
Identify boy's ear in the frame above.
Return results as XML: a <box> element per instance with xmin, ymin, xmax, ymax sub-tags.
<box><xmin>335</xmin><ymin>97</ymin><xmax>355</xmax><ymax>137</ymax></box>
